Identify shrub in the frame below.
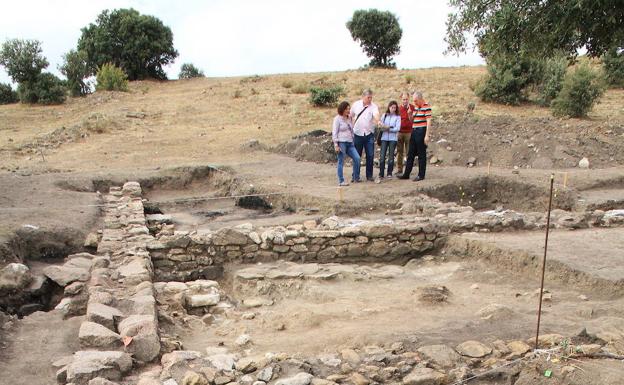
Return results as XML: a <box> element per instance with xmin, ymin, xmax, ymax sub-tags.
<box><xmin>0</xmin><ymin>82</ymin><xmax>18</xmax><ymax>104</ymax></box>
<box><xmin>602</xmin><ymin>47</ymin><xmax>624</xmax><ymax>88</ymax></box>
<box><xmin>96</xmin><ymin>63</ymin><xmax>128</xmax><ymax>91</ymax></box>
<box><xmin>281</xmin><ymin>80</ymin><xmax>293</xmax><ymax>89</ymax></box>
<box><xmin>551</xmin><ymin>63</ymin><xmax>606</xmax><ymax>118</ymax></box>
<box><xmin>60</xmin><ymin>49</ymin><xmax>91</xmax><ymax>97</ymax></box>
<box><xmin>233</xmin><ymin>89</ymin><xmax>242</xmax><ymax>98</ymax></box>
<box><xmin>475</xmin><ymin>55</ymin><xmax>543</xmax><ymax>105</ymax></box>
<box><xmin>535</xmin><ymin>56</ymin><xmax>567</xmax><ymax>106</ymax></box>
<box><xmin>309</xmin><ymin>85</ymin><xmax>344</xmax><ymax>107</ymax></box>
<box><xmin>240</xmin><ymin>75</ymin><xmax>264</xmax><ymax>84</ymax></box>
<box><xmin>17</xmin><ymin>73</ymin><xmax>66</xmax><ymax>104</ymax></box>
<box><xmin>178</xmin><ymin>63</ymin><xmax>204</xmax><ymax>79</ymax></box>
<box><xmin>291</xmin><ymin>82</ymin><xmax>309</xmax><ymax>94</ymax></box>
<box><xmin>405</xmin><ymin>74</ymin><xmax>414</xmax><ymax>84</ymax></box>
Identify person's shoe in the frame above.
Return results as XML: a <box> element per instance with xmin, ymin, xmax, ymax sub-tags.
<box><xmin>412</xmin><ymin>176</ymin><xmax>425</xmax><ymax>182</ymax></box>
<box><xmin>338</xmin><ymin>181</ymin><xmax>350</xmax><ymax>186</ymax></box>
<box><xmin>352</xmin><ymin>178</ymin><xmax>362</xmax><ymax>183</ymax></box>
<box><xmin>396</xmin><ymin>173</ymin><xmax>409</xmax><ymax>180</ymax></box>
<box><xmin>374</xmin><ymin>177</ymin><xmax>381</xmax><ymax>184</ymax></box>
<box><xmin>366</xmin><ymin>177</ymin><xmax>375</xmax><ymax>182</ymax></box>
<box><xmin>386</xmin><ymin>175</ymin><xmax>393</xmax><ymax>179</ymax></box>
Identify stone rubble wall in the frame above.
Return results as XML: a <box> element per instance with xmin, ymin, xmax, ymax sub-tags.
<box><xmin>57</xmin><ymin>182</ymin><xmax>162</xmax><ymax>385</ymax></box>
<box><xmin>398</xmin><ymin>194</ymin><xmax>624</xmax><ymax>232</ymax></box>
<box><xmin>147</xmin><ymin>216</ymin><xmax>444</xmax><ymax>282</ymax></box>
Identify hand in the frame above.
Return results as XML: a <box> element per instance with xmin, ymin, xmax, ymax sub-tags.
<box><xmin>424</xmin><ymin>135</ymin><xmax>430</xmax><ymax>145</ymax></box>
<box><xmin>335</xmin><ymin>145</ymin><xmax>341</xmax><ymax>153</ymax></box>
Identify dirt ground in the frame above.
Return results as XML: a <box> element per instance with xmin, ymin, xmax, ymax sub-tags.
<box><xmin>176</xmin><ymin>257</ymin><xmax>624</xmax><ymax>356</ymax></box>
<box><xmin>1</xmin><ymin>66</ymin><xmax>624</xmax><ymax>384</ymax></box>
<box><xmin>0</xmin><ymin>311</ymin><xmax>82</xmax><ymax>385</ymax></box>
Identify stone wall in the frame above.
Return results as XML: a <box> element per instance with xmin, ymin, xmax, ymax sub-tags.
<box><xmin>147</xmin><ymin>217</ymin><xmax>444</xmax><ymax>282</ymax></box>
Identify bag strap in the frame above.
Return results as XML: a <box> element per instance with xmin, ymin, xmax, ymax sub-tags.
<box><xmin>354</xmin><ymin>105</ymin><xmax>369</xmax><ymax>126</ymax></box>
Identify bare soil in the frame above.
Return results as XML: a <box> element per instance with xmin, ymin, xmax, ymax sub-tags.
<box><xmin>1</xmin><ymin>66</ymin><xmax>624</xmax><ymax>385</ymax></box>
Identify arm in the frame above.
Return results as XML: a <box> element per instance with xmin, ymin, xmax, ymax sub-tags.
<box><xmin>389</xmin><ymin>115</ymin><xmax>401</xmax><ymax>133</ymax></box>
<box><xmin>331</xmin><ymin>117</ymin><xmax>341</xmax><ymax>152</ymax></box>
<box><xmin>424</xmin><ymin>107</ymin><xmax>433</xmax><ymax>144</ymax></box>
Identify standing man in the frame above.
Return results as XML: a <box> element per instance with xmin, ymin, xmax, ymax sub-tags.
<box><xmin>350</xmin><ymin>89</ymin><xmax>380</xmax><ymax>182</ymax></box>
<box><xmin>397</xmin><ymin>91</ymin><xmax>432</xmax><ymax>181</ymax></box>
<box><xmin>396</xmin><ymin>92</ymin><xmax>414</xmax><ymax>174</ymax></box>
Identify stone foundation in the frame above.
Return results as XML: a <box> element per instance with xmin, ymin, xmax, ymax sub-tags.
<box><xmin>147</xmin><ymin>217</ymin><xmax>444</xmax><ymax>282</ymax></box>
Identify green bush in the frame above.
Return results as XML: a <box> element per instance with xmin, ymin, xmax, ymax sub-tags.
<box><xmin>602</xmin><ymin>47</ymin><xmax>624</xmax><ymax>88</ymax></box>
<box><xmin>475</xmin><ymin>55</ymin><xmax>543</xmax><ymax>105</ymax></box>
<box><xmin>309</xmin><ymin>85</ymin><xmax>344</xmax><ymax>107</ymax></box>
<box><xmin>96</xmin><ymin>63</ymin><xmax>128</xmax><ymax>91</ymax></box>
<box><xmin>551</xmin><ymin>63</ymin><xmax>606</xmax><ymax>118</ymax></box>
<box><xmin>17</xmin><ymin>73</ymin><xmax>66</xmax><ymax>104</ymax></box>
<box><xmin>0</xmin><ymin>82</ymin><xmax>18</xmax><ymax>104</ymax></box>
<box><xmin>535</xmin><ymin>56</ymin><xmax>567</xmax><ymax>106</ymax></box>
<box><xmin>60</xmin><ymin>49</ymin><xmax>91</xmax><ymax>97</ymax></box>
<box><xmin>178</xmin><ymin>63</ymin><xmax>204</xmax><ymax>79</ymax></box>
<box><xmin>281</xmin><ymin>80</ymin><xmax>293</xmax><ymax>88</ymax></box>
<box><xmin>405</xmin><ymin>74</ymin><xmax>414</xmax><ymax>84</ymax></box>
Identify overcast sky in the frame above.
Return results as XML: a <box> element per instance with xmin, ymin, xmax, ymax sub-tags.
<box><xmin>0</xmin><ymin>0</ymin><xmax>484</xmax><ymax>85</ymax></box>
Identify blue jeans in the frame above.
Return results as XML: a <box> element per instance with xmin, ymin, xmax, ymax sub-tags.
<box><xmin>353</xmin><ymin>133</ymin><xmax>375</xmax><ymax>180</ymax></box>
<box><xmin>379</xmin><ymin>140</ymin><xmax>397</xmax><ymax>177</ymax></box>
<box><xmin>337</xmin><ymin>141</ymin><xmax>361</xmax><ymax>184</ymax></box>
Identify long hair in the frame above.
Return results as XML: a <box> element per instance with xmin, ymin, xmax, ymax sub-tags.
<box><xmin>385</xmin><ymin>100</ymin><xmax>399</xmax><ymax>115</ymax></box>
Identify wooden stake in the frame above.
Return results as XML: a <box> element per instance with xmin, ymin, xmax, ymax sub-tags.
<box><xmin>535</xmin><ymin>174</ymin><xmax>555</xmax><ymax>350</ymax></box>
<box><xmin>487</xmin><ymin>162</ymin><xmax>491</xmax><ymax>176</ymax></box>
<box><xmin>563</xmin><ymin>172</ymin><xmax>568</xmax><ymax>189</ymax></box>
<box><xmin>337</xmin><ymin>187</ymin><xmax>344</xmax><ymax>201</ymax></box>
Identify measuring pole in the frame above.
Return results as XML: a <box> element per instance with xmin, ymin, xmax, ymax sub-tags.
<box><xmin>535</xmin><ymin>174</ymin><xmax>555</xmax><ymax>350</ymax></box>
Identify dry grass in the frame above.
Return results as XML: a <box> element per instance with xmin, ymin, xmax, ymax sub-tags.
<box><xmin>0</xmin><ymin>66</ymin><xmax>622</xmax><ymax>173</ymax></box>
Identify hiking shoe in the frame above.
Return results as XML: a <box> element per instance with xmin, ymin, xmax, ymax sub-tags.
<box><xmin>338</xmin><ymin>181</ymin><xmax>350</xmax><ymax>186</ymax></box>
<box><xmin>412</xmin><ymin>176</ymin><xmax>425</xmax><ymax>182</ymax></box>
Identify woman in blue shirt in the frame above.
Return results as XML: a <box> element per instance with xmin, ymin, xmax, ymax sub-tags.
<box><xmin>378</xmin><ymin>101</ymin><xmax>401</xmax><ymax>179</ymax></box>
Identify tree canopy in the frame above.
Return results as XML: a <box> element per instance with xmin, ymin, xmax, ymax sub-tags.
<box><xmin>78</xmin><ymin>8</ymin><xmax>178</xmax><ymax>80</ymax></box>
<box><xmin>0</xmin><ymin>39</ymin><xmax>49</xmax><ymax>84</ymax></box>
<box><xmin>446</xmin><ymin>0</ymin><xmax>624</xmax><ymax>59</ymax></box>
<box><xmin>346</xmin><ymin>9</ymin><xmax>402</xmax><ymax>68</ymax></box>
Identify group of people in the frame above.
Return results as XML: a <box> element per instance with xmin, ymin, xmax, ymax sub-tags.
<box><xmin>331</xmin><ymin>89</ymin><xmax>432</xmax><ymax>186</ymax></box>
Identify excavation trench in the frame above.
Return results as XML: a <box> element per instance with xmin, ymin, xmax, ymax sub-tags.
<box><xmin>0</xmin><ymin>227</ymin><xmax>89</xmax><ymax>317</ymax></box>
<box><xmin>420</xmin><ymin>175</ymin><xmax>576</xmax><ymax>212</ymax></box>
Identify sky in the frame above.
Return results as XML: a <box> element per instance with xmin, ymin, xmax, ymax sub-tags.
<box><xmin>0</xmin><ymin>0</ymin><xmax>484</xmax><ymax>85</ymax></box>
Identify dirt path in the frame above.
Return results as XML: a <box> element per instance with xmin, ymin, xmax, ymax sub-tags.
<box><xmin>0</xmin><ymin>311</ymin><xmax>82</xmax><ymax>385</ymax></box>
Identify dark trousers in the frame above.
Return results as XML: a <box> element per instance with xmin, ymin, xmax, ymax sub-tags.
<box><xmin>353</xmin><ymin>133</ymin><xmax>375</xmax><ymax>180</ymax></box>
<box><xmin>379</xmin><ymin>140</ymin><xmax>397</xmax><ymax>177</ymax></box>
<box><xmin>402</xmin><ymin>128</ymin><xmax>427</xmax><ymax>179</ymax></box>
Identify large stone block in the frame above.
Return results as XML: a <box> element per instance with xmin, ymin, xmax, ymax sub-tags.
<box><xmin>66</xmin><ymin>350</ymin><xmax>132</xmax><ymax>385</ymax></box>
<box><xmin>79</xmin><ymin>321</ymin><xmax>121</xmax><ymax>348</ymax></box>
<box><xmin>87</xmin><ymin>303</ymin><xmax>124</xmax><ymax>330</ymax></box>
<box><xmin>118</xmin><ymin>315</ymin><xmax>160</xmax><ymax>362</ymax></box>
<box><xmin>213</xmin><ymin>228</ymin><xmax>250</xmax><ymax>246</ymax></box>
<box><xmin>362</xmin><ymin>224</ymin><xmax>397</xmax><ymax>238</ymax></box>
<box><xmin>44</xmin><ymin>265</ymin><xmax>89</xmax><ymax>287</ymax></box>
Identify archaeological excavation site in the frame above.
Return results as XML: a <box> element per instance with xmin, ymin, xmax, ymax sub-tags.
<box><xmin>1</xmin><ymin>160</ymin><xmax>624</xmax><ymax>385</ymax></box>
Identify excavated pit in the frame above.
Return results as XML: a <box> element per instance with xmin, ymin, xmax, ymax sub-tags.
<box><xmin>0</xmin><ymin>228</ymin><xmax>87</xmax><ymax>317</ymax></box>
<box><xmin>420</xmin><ymin>175</ymin><xmax>576</xmax><ymax>212</ymax></box>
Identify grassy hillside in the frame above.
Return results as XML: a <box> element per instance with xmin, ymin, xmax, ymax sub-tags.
<box><xmin>1</xmin><ymin>66</ymin><xmax>623</xmax><ymax>172</ymax></box>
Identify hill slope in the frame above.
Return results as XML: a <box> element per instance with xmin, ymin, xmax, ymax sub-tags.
<box><xmin>1</xmin><ymin>66</ymin><xmax>623</xmax><ymax>173</ymax></box>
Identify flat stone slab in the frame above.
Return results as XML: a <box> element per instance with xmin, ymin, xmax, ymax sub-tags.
<box><xmin>44</xmin><ymin>265</ymin><xmax>90</xmax><ymax>287</ymax></box>
<box><xmin>460</xmin><ymin>228</ymin><xmax>624</xmax><ymax>283</ymax></box>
